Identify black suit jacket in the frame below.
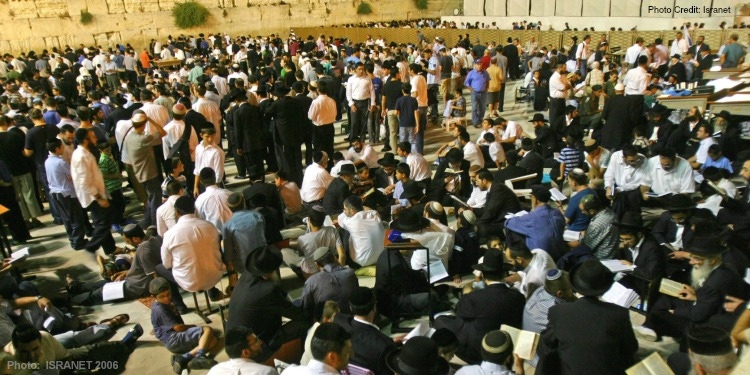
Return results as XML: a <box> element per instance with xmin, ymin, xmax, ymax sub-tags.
<box><xmin>601</xmin><ymin>95</ymin><xmax>632</xmax><ymax>150</ymax></box>
<box><xmin>184</xmin><ymin>109</ymin><xmax>210</xmax><ymax>134</ymax></box>
<box><xmin>674</xmin><ymin>263</ymin><xmax>746</xmax><ymax>323</ymax></box>
<box><xmin>226</xmin><ymin>273</ymin><xmax>310</xmax><ymax>344</ymax></box>
<box><xmin>266</xmin><ymin>96</ymin><xmax>304</xmax><ymax>146</ymax></box>
<box><xmin>694</xmin><ymin>54</ymin><xmax>713</xmax><ymax>81</ymax></box>
<box><xmin>349</xmin><ymin>319</ymin><xmax>397</xmax><ymax>375</ymax></box>
<box><xmin>533</xmin><ymin>125</ymin><xmax>557</xmax><ymax>159</ymax></box>
<box><xmin>451</xmin><ymin>283</ymin><xmax>525</xmax><ymax>364</ymax></box>
<box><xmin>432</xmin><ymin>159</ymin><xmax>472</xmax><ymax>201</ymax></box>
<box><xmin>615</xmin><ymin>234</ymin><xmax>666</xmax><ymax>296</ymax></box>
<box><xmin>322</xmin><ymin>177</ymin><xmax>351</xmax><ymax>216</ymax></box>
<box><xmin>537</xmin><ymin>297</ymin><xmax>638</xmax><ymax>375</ymax></box>
<box><xmin>234</xmin><ymin>102</ymin><xmax>265</xmax><ymax>151</ymax></box>
<box><xmin>477</xmin><ymin>181</ymin><xmax>521</xmax><ymax>226</ymax></box>
<box><xmin>374</xmin><ymin>249</ymin><xmax>429</xmax><ymax>318</ymax></box>
<box><xmin>494</xmin><ymin>165</ymin><xmax>531</xmax><ymax>188</ymax></box>
<box><xmin>689</xmin><ymin>43</ymin><xmax>710</xmax><ymax>59</ymax></box>
<box><xmin>651</xmin><ymin>211</ymin><xmax>694</xmax><ymax>250</ymax></box>
<box><xmin>242</xmin><ymin>181</ymin><xmax>285</xmax><ymax>229</ymax></box>
<box><xmin>516</xmin><ymin>151</ymin><xmax>544</xmax><ymax>185</ymax></box>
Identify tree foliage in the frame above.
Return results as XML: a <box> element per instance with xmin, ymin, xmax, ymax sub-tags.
<box><xmin>173</xmin><ymin>1</ymin><xmax>210</xmax><ymax>29</ymax></box>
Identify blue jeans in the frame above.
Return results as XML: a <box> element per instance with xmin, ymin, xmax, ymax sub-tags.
<box><xmin>471</xmin><ymin>91</ymin><xmax>487</xmax><ymax>126</ymax></box>
<box><xmin>399</xmin><ymin>127</ymin><xmax>417</xmax><ymax>152</ymax></box>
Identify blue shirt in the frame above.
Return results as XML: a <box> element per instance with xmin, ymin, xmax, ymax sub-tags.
<box><xmin>464</xmin><ymin>69</ymin><xmax>490</xmax><ymax>93</ymax></box>
<box><xmin>565</xmin><ymin>188</ymin><xmax>593</xmax><ymax>231</ymax></box>
<box><xmin>43</xmin><ymin>110</ymin><xmax>60</xmax><ymax>126</ymax></box>
<box><xmin>505</xmin><ymin>204</ymin><xmax>566</xmax><ymax>256</ymax></box>
<box><xmin>151</xmin><ymin>301</ymin><xmax>184</xmax><ymax>344</ymax></box>
<box><xmin>395</xmin><ymin>96</ymin><xmax>419</xmax><ymax>128</ymax></box>
<box><xmin>45</xmin><ymin>154</ymin><xmax>75</xmax><ymax>197</ymax></box>
<box><xmin>703</xmin><ymin>156</ymin><xmax>733</xmax><ymax>174</ymax></box>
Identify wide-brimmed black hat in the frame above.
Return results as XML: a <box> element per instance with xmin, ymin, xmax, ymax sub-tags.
<box><xmin>666</xmin><ymin>194</ymin><xmax>696</xmax><ymax>212</ymax></box>
<box><xmin>338</xmin><ymin>164</ymin><xmax>356</xmax><ymax>176</ymax></box>
<box><xmin>684</xmin><ymin>234</ymin><xmax>725</xmax><ymax>256</ymax></box>
<box><xmin>712</xmin><ymin>110</ymin><xmax>732</xmax><ymax>120</ymax></box>
<box><xmin>378</xmin><ymin>152</ymin><xmax>398</xmax><ymax>167</ymax></box>
<box><xmin>648</xmin><ymin>103</ymin><xmax>671</xmax><ymax>115</ymax></box>
<box><xmin>445</xmin><ymin>148</ymin><xmax>464</xmax><ymax>163</ymax></box>
<box><xmin>399</xmin><ymin>180</ymin><xmax>425</xmax><ymax>200</ymax></box>
<box><xmin>613</xmin><ymin>212</ymin><xmax>646</xmax><ymax>231</ymax></box>
<box><xmin>385</xmin><ymin>337</ymin><xmax>450</xmax><ymax>375</ymax></box>
<box><xmin>272</xmin><ymin>82</ymin><xmax>291</xmax><ymax>97</ymax></box>
<box><xmin>245</xmin><ymin>246</ymin><xmax>283</xmax><ymax>276</ymax></box>
<box><xmin>570</xmin><ymin>259</ymin><xmax>614</xmax><ymax>297</ymax></box>
<box><xmin>529</xmin><ymin>113</ymin><xmax>548</xmax><ymax>122</ymax></box>
<box><xmin>472</xmin><ymin>248</ymin><xmax>505</xmax><ymax>276</ymax></box>
<box><xmin>688</xmin><ymin>326</ymin><xmax>733</xmax><ymax>356</ymax></box>
<box><xmin>390</xmin><ymin>209</ymin><xmax>430</xmax><ymax>232</ymax></box>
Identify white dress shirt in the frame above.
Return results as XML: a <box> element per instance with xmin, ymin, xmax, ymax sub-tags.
<box><xmin>463</xmin><ymin>141</ymin><xmax>485</xmax><ymax>168</ymax></box>
<box><xmin>210</xmin><ymin>75</ymin><xmax>229</xmax><ymax>98</ymax></box>
<box><xmin>467</xmin><ymin>186</ymin><xmax>488</xmax><ymax>208</ymax></box>
<box><xmin>195</xmin><ymin>185</ymin><xmax>233</xmax><ymax>232</ymax></box>
<box><xmin>71</xmin><ymin>145</ymin><xmax>107</xmax><ymax>208</ymax></box>
<box><xmin>403</xmin><ymin>230</ymin><xmax>454</xmax><ymax>271</ymax></box>
<box><xmin>206</xmin><ymin>358</ymin><xmax>277</xmax><ymax>375</ymax></box>
<box><xmin>161</xmin><ymin>214</ymin><xmax>225</xmax><ymax>292</ymax></box>
<box><xmin>604</xmin><ymin>151</ymin><xmax>648</xmax><ymax>192</ymax></box>
<box><xmin>625</xmin><ymin>44</ymin><xmax>643</xmax><ymax>66</ymax></box>
<box><xmin>548</xmin><ymin>71</ymin><xmax>567</xmax><ymax>99</ymax></box>
<box><xmin>455</xmin><ymin>361</ymin><xmax>515</xmax><ymax>375</ymax></box>
<box><xmin>301</xmin><ymin>163</ymin><xmax>334</xmax><ymax>202</ymax></box>
<box><xmin>282</xmin><ymin>359</ymin><xmax>339</xmax><ymax>375</ymax></box>
<box><xmin>156</xmin><ymin>195</ymin><xmax>179</xmax><ymax>236</ymax></box>
<box><xmin>162</xmin><ymin>119</ymin><xmax>198</xmax><ymax>162</ymax></box>
<box><xmin>643</xmin><ymin>156</ymin><xmax>695</xmax><ymax>195</ymax></box>
<box><xmin>194</xmin><ymin>142</ymin><xmax>225</xmax><ymax>181</ymax></box>
<box><xmin>623</xmin><ymin>66</ymin><xmax>650</xmax><ymax>95</ymax></box>
<box><xmin>345</xmin><ymin>74</ymin><xmax>376</xmax><ymax>107</ymax></box>
<box><xmin>308</xmin><ymin>94</ymin><xmax>337</xmax><ymax>125</ymax></box>
<box><xmin>140</xmin><ymin>102</ymin><xmax>170</xmax><ymax>146</ymax></box>
<box><xmin>406</xmin><ymin>152</ymin><xmax>432</xmax><ymax>181</ymax></box>
<box><xmin>502</xmin><ymin>121</ymin><xmax>521</xmax><ymax>141</ymax></box>
<box><xmin>330</xmin><ymin>160</ymin><xmax>354</xmax><ymax>178</ymax></box>
<box><xmin>671</xmin><ymin>38</ymin><xmax>689</xmax><ymax>56</ymax></box>
<box><xmin>410</xmin><ymin>74</ymin><xmax>428</xmax><ymax>107</ymax></box>
<box><xmin>345</xmin><ymin>145</ymin><xmax>379</xmax><ymax>169</ymax></box>
<box><xmin>337</xmin><ymin>210</ymin><xmax>385</xmax><ymax>267</ymax></box>
<box><xmin>115</xmin><ymin>120</ymin><xmax>134</xmax><ymax>164</ymax></box>
<box><xmin>695</xmin><ymin>137</ymin><xmax>718</xmax><ymax>165</ymax></box>
<box><xmin>193</xmin><ymin>98</ymin><xmax>223</xmax><ymax>143</ymax></box>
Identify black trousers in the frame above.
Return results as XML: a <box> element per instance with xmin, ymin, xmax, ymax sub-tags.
<box><xmin>0</xmin><ymin>186</ymin><xmax>30</xmax><ymax>243</ymax></box>
<box><xmin>549</xmin><ymin>98</ymin><xmax>566</xmax><ymax>125</ymax></box>
<box><xmin>51</xmin><ymin>193</ymin><xmax>87</xmax><ymax>248</ymax></box>
<box><xmin>313</xmin><ymin>124</ymin><xmax>335</xmax><ymax>160</ymax></box>
<box><xmin>348</xmin><ymin>99</ymin><xmax>370</xmax><ymax>142</ymax></box>
<box><xmin>84</xmin><ymin>200</ymin><xmax>116</xmax><ymax>254</ymax></box>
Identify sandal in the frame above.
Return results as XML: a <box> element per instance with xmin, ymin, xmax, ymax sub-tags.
<box><xmin>100</xmin><ymin>313</ymin><xmax>130</xmax><ymax>327</ymax></box>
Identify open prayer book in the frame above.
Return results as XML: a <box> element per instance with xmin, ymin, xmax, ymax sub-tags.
<box><xmin>646</xmin><ymin>192</ymin><xmax>672</xmax><ymax>198</ymax></box>
<box><xmin>549</xmin><ymin>187</ymin><xmax>567</xmax><ymax>202</ymax></box>
<box><xmin>500</xmin><ymin>325</ymin><xmax>540</xmax><ymax>360</ymax></box>
<box><xmin>626</xmin><ymin>352</ymin><xmax>675</xmax><ymax>375</ymax></box>
<box><xmin>404</xmin><ymin>321</ymin><xmax>436</xmax><ymax>341</ymax></box>
<box><xmin>102</xmin><ymin>280</ymin><xmax>126</xmax><ymax>302</ymax></box>
<box><xmin>9</xmin><ymin>247</ymin><xmax>30</xmax><ymax>264</ymax></box>
<box><xmin>428</xmin><ymin>260</ymin><xmax>450</xmax><ymax>284</ymax></box>
<box><xmin>563</xmin><ymin>230</ymin><xmax>582</xmax><ymax>242</ymax></box>
<box><xmin>659</xmin><ymin>278</ymin><xmax>688</xmax><ymax>298</ymax></box>
<box><xmin>504</xmin><ymin>210</ymin><xmax>529</xmax><ymax>219</ymax></box>
<box><xmin>601</xmin><ymin>282</ymin><xmax>640</xmax><ymax>308</ymax></box>
<box><xmin>434</xmin><ymin>274</ymin><xmax>475</xmax><ymax>289</ymax></box>
<box><xmin>449</xmin><ymin>195</ymin><xmax>470</xmax><ymax>208</ymax></box>
<box><xmin>601</xmin><ymin>259</ymin><xmax>636</xmax><ymax>273</ymax></box>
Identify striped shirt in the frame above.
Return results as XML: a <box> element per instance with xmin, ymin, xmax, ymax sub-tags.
<box><xmin>98</xmin><ymin>153</ymin><xmax>121</xmax><ymax>193</ymax></box>
<box><xmin>559</xmin><ymin>147</ymin><xmax>582</xmax><ymax>176</ymax></box>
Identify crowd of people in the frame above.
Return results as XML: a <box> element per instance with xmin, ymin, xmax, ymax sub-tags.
<box><xmin>0</xmin><ymin>23</ymin><xmax>749</xmax><ymax>374</ymax></box>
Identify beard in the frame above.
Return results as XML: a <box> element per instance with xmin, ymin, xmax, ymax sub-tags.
<box><xmin>691</xmin><ymin>260</ymin><xmax>716</xmax><ymax>289</ymax></box>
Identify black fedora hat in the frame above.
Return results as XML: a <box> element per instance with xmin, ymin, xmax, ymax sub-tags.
<box><xmin>378</xmin><ymin>152</ymin><xmax>398</xmax><ymax>167</ymax></box>
<box><xmin>570</xmin><ymin>259</ymin><xmax>614</xmax><ymax>297</ymax></box>
<box><xmin>613</xmin><ymin>212</ymin><xmax>646</xmax><ymax>231</ymax></box>
<box><xmin>712</xmin><ymin>110</ymin><xmax>732</xmax><ymax>120</ymax></box>
<box><xmin>245</xmin><ymin>245</ymin><xmax>283</xmax><ymax>276</ymax></box>
<box><xmin>385</xmin><ymin>337</ymin><xmax>450</xmax><ymax>375</ymax></box>
<box><xmin>472</xmin><ymin>248</ymin><xmax>506</xmax><ymax>275</ymax></box>
<box><xmin>684</xmin><ymin>234</ymin><xmax>725</xmax><ymax>256</ymax></box>
<box><xmin>529</xmin><ymin>113</ymin><xmax>548</xmax><ymax>122</ymax></box>
<box><xmin>648</xmin><ymin>103</ymin><xmax>671</xmax><ymax>115</ymax></box>
<box><xmin>338</xmin><ymin>163</ymin><xmax>356</xmax><ymax>176</ymax></box>
<box><xmin>666</xmin><ymin>194</ymin><xmax>696</xmax><ymax>212</ymax></box>
<box><xmin>445</xmin><ymin>148</ymin><xmax>464</xmax><ymax>163</ymax></box>
<box><xmin>390</xmin><ymin>209</ymin><xmax>430</xmax><ymax>232</ymax></box>
<box><xmin>272</xmin><ymin>82</ymin><xmax>291</xmax><ymax>97</ymax></box>
<box><xmin>399</xmin><ymin>180</ymin><xmax>425</xmax><ymax>200</ymax></box>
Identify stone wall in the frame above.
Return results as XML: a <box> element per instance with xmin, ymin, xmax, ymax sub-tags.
<box><xmin>0</xmin><ymin>0</ymin><xmax>461</xmax><ymax>54</ymax></box>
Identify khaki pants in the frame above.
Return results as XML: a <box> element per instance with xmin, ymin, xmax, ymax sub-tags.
<box><xmin>12</xmin><ymin>173</ymin><xmax>42</xmax><ymax>220</ymax></box>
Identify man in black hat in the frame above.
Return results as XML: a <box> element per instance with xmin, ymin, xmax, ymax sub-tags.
<box><xmin>373</xmin><ymin>152</ymin><xmax>398</xmax><ymax>191</ymax></box>
<box><xmin>528</xmin><ymin>113</ymin><xmax>557</xmax><ymax>160</ymax></box>
<box><xmin>386</xmin><ymin>336</ymin><xmax>450</xmax><ymax>375</ymax></box>
<box><xmin>432</xmin><ymin>147</ymin><xmax>471</xmax><ymax>206</ymax></box>
<box><xmin>435</xmin><ymin>248</ymin><xmax>524</xmax><ymax>364</ymax></box>
<box><xmin>322</xmin><ymin>163</ymin><xmax>355</xmax><ymax>216</ymax></box>
<box><xmin>636</xmin><ymin>234</ymin><xmax>746</xmax><ymax>345</ymax></box>
<box><xmin>399</xmin><ymin>179</ymin><xmax>429</xmax><ymax>216</ymax></box>
<box><xmin>473</xmin><ymin>169</ymin><xmax>521</xmax><ymax>242</ymax></box>
<box><xmin>537</xmin><ymin>259</ymin><xmax>638</xmax><ymax>374</ymax></box>
<box><xmin>693</xmin><ymin>44</ymin><xmax>713</xmax><ymax>81</ymax></box>
<box><xmin>683</xmin><ymin>326</ymin><xmax>738</xmax><ymax>374</ymax></box>
<box><xmin>266</xmin><ymin>82</ymin><xmax>305</xmax><ymax>186</ymax></box>
<box><xmin>242</xmin><ymin>165</ymin><xmax>285</xmax><ymax>229</ymax></box>
<box><xmin>346</xmin><ymin>286</ymin><xmax>398</xmax><ymax>374</ymax></box>
<box><xmin>454</xmin><ymin>330</ymin><xmax>519</xmax><ymax>374</ymax></box>
<box><xmin>647</xmin><ymin>104</ymin><xmax>676</xmax><ymax>155</ymax></box>
<box><xmin>613</xmin><ymin>212</ymin><xmax>666</xmax><ymax>299</ymax></box>
<box><xmin>652</xmin><ymin>193</ymin><xmax>696</xmax><ymax>281</ymax></box>
<box><xmin>233</xmin><ymin>91</ymin><xmax>266</xmax><ymax>179</ymax></box>
<box><xmin>227</xmin><ymin>245</ymin><xmax>311</xmax><ymax>363</ymax></box>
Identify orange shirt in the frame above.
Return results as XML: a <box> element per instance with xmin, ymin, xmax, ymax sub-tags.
<box><xmin>140</xmin><ymin>51</ymin><xmax>151</xmax><ymax>69</ymax></box>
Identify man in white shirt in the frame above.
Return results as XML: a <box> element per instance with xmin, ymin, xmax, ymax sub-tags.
<box><xmin>396</xmin><ymin>141</ymin><xmax>431</xmax><ymax>185</ymax></box>
<box><xmin>689</xmin><ymin>124</ymin><xmax>718</xmax><ymax>170</ymax></box>
<box><xmin>206</xmin><ymin>326</ymin><xmax>277</xmax><ymax>375</ymax></box>
<box><xmin>139</xmin><ymin>89</ymin><xmax>170</xmax><ymax>177</ymax></box>
<box><xmin>337</xmin><ymin>196</ymin><xmax>385</xmax><ymax>267</ymax></box>
<box><xmin>194</xmin><ymin>167</ymin><xmax>232</xmax><ymax>233</ymax></box>
<box><xmin>642</xmin><ymin>148</ymin><xmax>695</xmax><ymax>198</ymax></box>
<box><xmin>301</xmin><ymin>151</ymin><xmax>334</xmax><ymax>205</ymax></box>
<box><xmin>344</xmin><ymin>138</ymin><xmax>379</xmax><ymax>170</ymax></box>
<box><xmin>575</xmin><ymin>34</ymin><xmax>591</xmax><ymax>78</ymax></box>
<box><xmin>308</xmin><ymin>81</ymin><xmax>337</xmax><ymax>159</ymax></box>
<box><xmin>670</xmin><ymin>31</ymin><xmax>689</xmax><ymax>57</ymax></box>
<box><xmin>158</xmin><ymin>195</ymin><xmax>225</xmax><ymax>300</ymax></box>
<box><xmin>623</xmin><ymin>55</ymin><xmax>650</xmax><ymax>96</ymax></box>
<box><xmin>459</xmin><ymin>131</ymin><xmax>485</xmax><ymax>168</ymax></box>
<box><xmin>604</xmin><ymin>145</ymin><xmax>650</xmax><ymax>218</ymax></box>
<box><xmin>345</xmin><ymin>62</ymin><xmax>376</xmax><ymax>143</ymax></box>
<box><xmin>193</xmin><ymin>127</ymin><xmax>225</xmax><ymax>197</ymax></box>
<box><xmin>157</xmin><ymin>180</ymin><xmax>182</xmax><ymax>236</ymax></box>
<box><xmin>410</xmin><ymin>63</ymin><xmax>429</xmax><ymax>154</ymax></box>
<box><xmin>504</xmin><ymin>244</ymin><xmax>556</xmax><ymax>299</ymax></box>
<box><xmin>624</xmin><ymin>38</ymin><xmax>645</xmax><ymax>68</ymax></box>
<box><xmin>71</xmin><ymin>128</ymin><xmax>117</xmax><ymax>254</ymax></box>
<box><xmin>283</xmin><ymin>323</ymin><xmax>353</xmax><ymax>375</ymax></box>
<box><xmin>548</xmin><ymin>63</ymin><xmax>569</xmax><ymax>127</ymax></box>
<box><xmin>193</xmin><ymin>85</ymin><xmax>223</xmax><ymax>145</ymax></box>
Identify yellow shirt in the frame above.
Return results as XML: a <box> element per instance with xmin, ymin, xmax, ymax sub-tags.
<box><xmin>486</xmin><ymin>65</ymin><xmax>504</xmax><ymax>92</ymax></box>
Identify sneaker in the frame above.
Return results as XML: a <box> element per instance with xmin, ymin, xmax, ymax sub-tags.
<box><xmin>187</xmin><ymin>356</ymin><xmax>217</xmax><ymax>370</ymax></box>
<box><xmin>171</xmin><ymin>354</ymin><xmax>190</xmax><ymax>374</ymax></box>
<box><xmin>129</xmin><ymin>323</ymin><xmax>144</xmax><ymax>340</ymax></box>
<box><xmin>633</xmin><ymin>325</ymin><xmax>659</xmax><ymax>342</ymax></box>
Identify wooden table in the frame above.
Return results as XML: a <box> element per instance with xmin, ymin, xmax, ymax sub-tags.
<box><xmin>152</xmin><ymin>58</ymin><xmax>183</xmax><ymax>68</ymax></box>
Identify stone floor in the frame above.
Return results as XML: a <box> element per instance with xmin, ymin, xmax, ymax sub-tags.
<box><xmin>8</xmin><ymin>86</ymin><xmax>679</xmax><ymax>374</ymax></box>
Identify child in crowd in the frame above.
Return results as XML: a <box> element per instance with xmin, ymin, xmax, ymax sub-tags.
<box><xmin>161</xmin><ymin>157</ymin><xmax>186</xmax><ymax>202</ymax></box>
<box><xmin>97</xmin><ymin>140</ymin><xmax>126</xmax><ymax>232</ymax></box>
<box><xmin>149</xmin><ymin>277</ymin><xmax>220</xmax><ymax>372</ymax></box>
<box><xmin>395</xmin><ymin>82</ymin><xmax>419</xmax><ymax>150</ymax></box>
<box><xmin>702</xmin><ymin>144</ymin><xmax>733</xmax><ymax>175</ymax></box>
<box><xmin>193</xmin><ymin>126</ymin><xmax>225</xmax><ymax>197</ymax></box>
